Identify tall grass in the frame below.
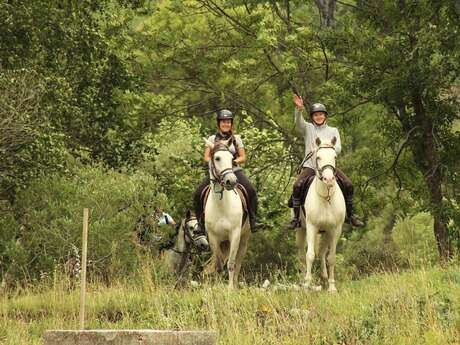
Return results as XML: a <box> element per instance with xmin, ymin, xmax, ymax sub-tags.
<box><xmin>1</xmin><ymin>264</ymin><xmax>459</xmax><ymax>345</ymax></box>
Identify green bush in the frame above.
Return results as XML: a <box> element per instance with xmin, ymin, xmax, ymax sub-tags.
<box><xmin>340</xmin><ymin>206</ymin><xmax>406</xmax><ymax>279</ymax></box>
<box><xmin>392</xmin><ymin>212</ymin><xmax>438</xmax><ymax>267</ymax></box>
<box><xmin>2</xmin><ymin>162</ymin><xmax>164</xmax><ymax>284</ymax></box>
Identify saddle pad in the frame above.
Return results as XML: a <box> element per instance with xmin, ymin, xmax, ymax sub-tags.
<box><xmin>201</xmin><ymin>184</ymin><xmax>249</xmax><ymax>213</ymax></box>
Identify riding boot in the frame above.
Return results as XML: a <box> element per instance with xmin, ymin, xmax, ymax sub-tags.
<box><xmin>345</xmin><ymin>200</ymin><xmax>364</xmax><ymax>228</ymax></box>
<box><xmin>249</xmin><ymin>215</ymin><xmax>258</xmax><ymax>233</ymax></box>
<box><xmin>288</xmin><ymin>198</ymin><xmax>302</xmax><ymax>229</ymax></box>
<box><xmin>243</xmin><ymin>184</ymin><xmax>259</xmax><ymax>233</ymax></box>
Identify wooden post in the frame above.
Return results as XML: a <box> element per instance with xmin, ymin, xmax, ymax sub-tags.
<box><xmin>79</xmin><ymin>208</ymin><xmax>89</xmax><ymax>330</ymax></box>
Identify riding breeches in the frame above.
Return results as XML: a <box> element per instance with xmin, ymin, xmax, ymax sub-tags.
<box><xmin>193</xmin><ymin>170</ymin><xmax>258</xmax><ymax>222</ymax></box>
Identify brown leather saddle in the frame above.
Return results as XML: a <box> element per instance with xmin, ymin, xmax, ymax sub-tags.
<box><xmin>288</xmin><ymin>175</ymin><xmax>315</xmax><ymax>209</ymax></box>
<box><xmin>200</xmin><ymin>184</ymin><xmax>249</xmax><ymax>223</ymax></box>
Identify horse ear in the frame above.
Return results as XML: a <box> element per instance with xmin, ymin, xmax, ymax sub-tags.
<box><xmin>220</xmin><ymin>138</ymin><xmax>231</xmax><ymax>146</ymax></box>
<box><xmin>204</xmin><ymin>137</ymin><xmax>214</xmax><ymax>149</ymax></box>
<box><xmin>186</xmin><ymin>209</ymin><xmax>191</xmax><ymax>219</ymax></box>
<box><xmin>315</xmin><ymin>137</ymin><xmax>321</xmax><ymax>146</ymax></box>
<box><xmin>331</xmin><ymin>136</ymin><xmax>337</xmax><ymax>146</ymax></box>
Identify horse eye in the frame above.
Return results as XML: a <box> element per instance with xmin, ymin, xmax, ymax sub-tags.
<box><xmin>215</xmin><ymin>157</ymin><xmax>221</xmax><ymax>161</ymax></box>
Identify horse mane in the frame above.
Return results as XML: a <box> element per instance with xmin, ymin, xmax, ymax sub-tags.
<box><xmin>211</xmin><ymin>141</ymin><xmax>230</xmax><ymax>156</ymax></box>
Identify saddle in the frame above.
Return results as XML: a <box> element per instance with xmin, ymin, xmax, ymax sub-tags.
<box><xmin>288</xmin><ymin>175</ymin><xmax>347</xmax><ymax>208</ymax></box>
<box><xmin>200</xmin><ymin>183</ymin><xmax>249</xmax><ymax>221</ymax></box>
<box><xmin>288</xmin><ymin>175</ymin><xmax>315</xmax><ymax>209</ymax></box>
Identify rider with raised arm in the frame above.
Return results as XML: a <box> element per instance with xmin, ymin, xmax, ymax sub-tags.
<box><xmin>193</xmin><ymin>109</ymin><xmax>259</xmax><ymax>233</ymax></box>
<box><xmin>289</xmin><ymin>95</ymin><xmax>364</xmax><ymax>229</ymax></box>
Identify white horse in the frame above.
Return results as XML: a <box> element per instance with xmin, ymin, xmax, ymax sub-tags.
<box><xmin>165</xmin><ymin>210</ymin><xmax>209</xmax><ymax>277</ymax></box>
<box><xmin>204</xmin><ymin>139</ymin><xmax>250</xmax><ymax>289</ymax></box>
<box><xmin>296</xmin><ymin>137</ymin><xmax>346</xmax><ymax>293</ymax></box>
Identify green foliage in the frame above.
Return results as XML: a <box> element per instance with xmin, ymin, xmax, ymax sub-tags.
<box><xmin>393</xmin><ymin>212</ymin><xmax>438</xmax><ymax>267</ymax></box>
<box><xmin>330</xmin><ymin>1</ymin><xmax>460</xmax><ymax>258</ymax></box>
<box><xmin>0</xmin><ymin>0</ymin><xmax>139</xmax><ymax>167</ymax></box>
<box><xmin>1</xmin><ymin>162</ymin><xmax>162</xmax><ymax>284</ymax></box>
<box><xmin>1</xmin><ymin>0</ymin><xmax>459</xmax><ymax>284</ymax></box>
<box><xmin>137</xmin><ymin>116</ymin><xmax>205</xmax><ymax>215</ymax></box>
<box><xmin>341</xmin><ymin>216</ymin><xmax>404</xmax><ymax>279</ymax></box>
<box><xmin>0</xmin><ymin>68</ymin><xmax>70</xmax><ymax>199</ymax></box>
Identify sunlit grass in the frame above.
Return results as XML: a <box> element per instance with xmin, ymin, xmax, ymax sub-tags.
<box><xmin>1</xmin><ymin>266</ymin><xmax>459</xmax><ymax>345</ymax></box>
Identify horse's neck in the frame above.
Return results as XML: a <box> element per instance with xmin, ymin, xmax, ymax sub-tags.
<box><xmin>208</xmin><ymin>181</ymin><xmax>239</xmax><ymax>207</ymax></box>
<box><xmin>173</xmin><ymin>227</ymin><xmax>187</xmax><ymax>253</ymax></box>
<box><xmin>313</xmin><ymin>177</ymin><xmax>336</xmax><ymax>202</ymax></box>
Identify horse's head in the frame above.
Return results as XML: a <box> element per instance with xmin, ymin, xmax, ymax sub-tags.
<box><xmin>184</xmin><ymin>210</ymin><xmax>209</xmax><ymax>251</ymax></box>
<box><xmin>205</xmin><ymin>138</ymin><xmax>238</xmax><ymax>190</ymax></box>
<box><xmin>315</xmin><ymin>137</ymin><xmax>337</xmax><ymax>187</ymax></box>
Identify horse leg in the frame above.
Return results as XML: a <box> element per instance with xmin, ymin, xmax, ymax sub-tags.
<box><xmin>318</xmin><ymin>233</ymin><xmax>330</xmax><ymax>288</ymax></box>
<box><xmin>208</xmin><ymin>236</ymin><xmax>224</xmax><ymax>274</ymax></box>
<box><xmin>227</xmin><ymin>229</ymin><xmax>242</xmax><ymax>289</ymax></box>
<box><xmin>233</xmin><ymin>232</ymin><xmax>249</xmax><ymax>289</ymax></box>
<box><xmin>326</xmin><ymin>228</ymin><xmax>342</xmax><ymax>293</ymax></box>
<box><xmin>304</xmin><ymin>222</ymin><xmax>318</xmax><ymax>289</ymax></box>
<box><xmin>296</xmin><ymin>225</ymin><xmax>307</xmax><ymax>275</ymax></box>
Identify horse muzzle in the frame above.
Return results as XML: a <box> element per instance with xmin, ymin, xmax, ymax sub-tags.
<box><xmin>322</xmin><ymin>175</ymin><xmax>335</xmax><ymax>187</ymax></box>
<box><xmin>193</xmin><ymin>235</ymin><xmax>209</xmax><ymax>250</ymax></box>
<box><xmin>223</xmin><ymin>173</ymin><xmax>238</xmax><ymax>190</ymax></box>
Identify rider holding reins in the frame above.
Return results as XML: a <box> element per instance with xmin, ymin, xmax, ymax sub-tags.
<box><xmin>289</xmin><ymin>94</ymin><xmax>364</xmax><ymax>229</ymax></box>
<box><xmin>193</xmin><ymin>109</ymin><xmax>259</xmax><ymax>233</ymax></box>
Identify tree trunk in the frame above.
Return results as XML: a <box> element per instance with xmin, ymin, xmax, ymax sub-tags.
<box><xmin>407</xmin><ymin>89</ymin><xmax>452</xmax><ymax>263</ymax></box>
<box><xmin>314</xmin><ymin>0</ymin><xmax>337</xmax><ymax>27</ymax></box>
<box><xmin>424</xmin><ymin>139</ymin><xmax>451</xmax><ymax>263</ymax></box>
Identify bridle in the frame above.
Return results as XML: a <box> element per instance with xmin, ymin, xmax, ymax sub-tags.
<box><xmin>170</xmin><ymin>216</ymin><xmax>207</xmax><ymax>255</ymax></box>
<box><xmin>209</xmin><ymin>144</ymin><xmax>236</xmax><ymax>198</ymax></box>
<box><xmin>315</xmin><ymin>144</ymin><xmax>337</xmax><ymax>180</ymax></box>
<box><xmin>314</xmin><ymin>144</ymin><xmax>337</xmax><ymax>203</ymax></box>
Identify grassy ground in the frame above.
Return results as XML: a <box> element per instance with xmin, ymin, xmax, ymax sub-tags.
<box><xmin>1</xmin><ymin>265</ymin><xmax>459</xmax><ymax>345</ymax></box>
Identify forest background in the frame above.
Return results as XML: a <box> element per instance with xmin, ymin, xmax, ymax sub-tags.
<box><xmin>1</xmin><ymin>0</ymin><xmax>460</xmax><ymax>288</ymax></box>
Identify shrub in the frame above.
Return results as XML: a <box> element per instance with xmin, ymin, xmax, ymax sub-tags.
<box><xmin>3</xmin><ymin>162</ymin><xmax>164</xmax><ymax>284</ymax></box>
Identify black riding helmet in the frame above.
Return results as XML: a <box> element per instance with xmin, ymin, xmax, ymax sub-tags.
<box><xmin>309</xmin><ymin>103</ymin><xmax>328</xmax><ymax>117</ymax></box>
<box><xmin>216</xmin><ymin>109</ymin><xmax>234</xmax><ymax>122</ymax></box>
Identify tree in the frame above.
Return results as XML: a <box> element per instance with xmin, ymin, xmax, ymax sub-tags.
<box><xmin>0</xmin><ymin>1</ymin><xmax>138</xmax><ymax>167</ymax></box>
<box><xmin>0</xmin><ymin>69</ymin><xmax>41</xmax><ymax>200</ymax></box>
<box><xmin>332</xmin><ymin>0</ymin><xmax>460</xmax><ymax>262</ymax></box>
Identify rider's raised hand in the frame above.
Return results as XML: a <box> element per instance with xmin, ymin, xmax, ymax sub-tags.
<box><xmin>293</xmin><ymin>94</ymin><xmax>304</xmax><ymax>111</ymax></box>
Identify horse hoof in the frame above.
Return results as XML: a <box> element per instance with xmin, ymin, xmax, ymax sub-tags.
<box><xmin>262</xmin><ymin>279</ymin><xmax>271</xmax><ymax>289</ymax></box>
<box><xmin>328</xmin><ymin>287</ymin><xmax>338</xmax><ymax>294</ymax></box>
<box><xmin>301</xmin><ymin>283</ymin><xmax>322</xmax><ymax>291</ymax></box>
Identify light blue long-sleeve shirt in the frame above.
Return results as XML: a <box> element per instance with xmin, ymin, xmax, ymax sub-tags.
<box><xmin>295</xmin><ymin>108</ymin><xmax>341</xmax><ymax>169</ymax></box>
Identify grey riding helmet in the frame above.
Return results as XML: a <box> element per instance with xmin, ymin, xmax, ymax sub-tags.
<box><xmin>309</xmin><ymin>103</ymin><xmax>328</xmax><ymax>116</ymax></box>
<box><xmin>216</xmin><ymin>109</ymin><xmax>234</xmax><ymax>122</ymax></box>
